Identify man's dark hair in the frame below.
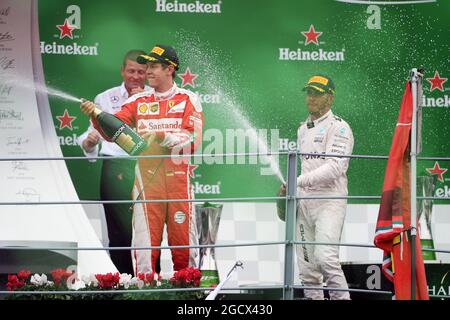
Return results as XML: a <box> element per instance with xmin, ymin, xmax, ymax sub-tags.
<box><xmin>122</xmin><ymin>49</ymin><xmax>146</xmax><ymax>67</ymax></box>
<box><xmin>161</xmin><ymin>63</ymin><xmax>177</xmax><ymax>79</ymax></box>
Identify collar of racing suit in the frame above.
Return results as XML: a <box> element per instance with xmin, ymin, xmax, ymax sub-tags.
<box><xmin>307</xmin><ymin>109</ymin><xmax>332</xmax><ymax>129</ymax></box>
<box><xmin>154</xmin><ymin>82</ymin><xmax>178</xmax><ymax>101</ymax></box>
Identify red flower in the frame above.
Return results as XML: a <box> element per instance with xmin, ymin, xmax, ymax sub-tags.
<box><xmin>17</xmin><ymin>270</ymin><xmax>31</xmax><ymax>281</ymax></box>
<box><xmin>137</xmin><ymin>272</ymin><xmax>160</xmax><ymax>286</ymax></box>
<box><xmin>95</xmin><ymin>272</ymin><xmax>120</xmax><ymax>289</ymax></box>
<box><xmin>170</xmin><ymin>267</ymin><xmax>202</xmax><ymax>287</ymax></box>
<box><xmin>51</xmin><ymin>269</ymin><xmax>72</xmax><ymax>286</ymax></box>
<box><xmin>7</xmin><ymin>275</ymin><xmax>25</xmax><ymax>291</ymax></box>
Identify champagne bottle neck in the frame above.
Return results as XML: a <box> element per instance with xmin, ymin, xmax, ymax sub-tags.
<box><xmin>92</xmin><ymin>106</ymin><xmax>102</xmax><ymax>118</ymax></box>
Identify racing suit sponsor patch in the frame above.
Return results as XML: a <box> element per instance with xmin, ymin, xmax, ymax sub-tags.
<box><xmin>138</xmin><ymin>102</ymin><xmax>160</xmax><ymax>115</ymax></box>
<box><xmin>299</xmin><ymin>224</ymin><xmax>309</xmax><ymax>262</ymax></box>
<box><xmin>167</xmin><ymin>100</ymin><xmax>186</xmax><ymax>114</ymax></box>
<box><xmin>174</xmin><ymin>211</ymin><xmax>186</xmax><ymax>224</ymax></box>
<box><xmin>137</xmin><ymin>118</ymin><xmax>182</xmax><ymax>132</ymax></box>
<box><xmin>314</xmin><ymin>136</ymin><xmax>324</xmax><ymax>143</ymax></box>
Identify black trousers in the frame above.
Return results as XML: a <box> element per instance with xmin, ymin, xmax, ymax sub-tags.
<box><xmin>100</xmin><ymin>157</ymin><xmax>136</xmax><ymax>275</ymax></box>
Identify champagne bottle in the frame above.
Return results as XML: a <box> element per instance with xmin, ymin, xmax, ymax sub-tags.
<box><xmin>87</xmin><ymin>103</ymin><xmax>148</xmax><ymax>156</ymax></box>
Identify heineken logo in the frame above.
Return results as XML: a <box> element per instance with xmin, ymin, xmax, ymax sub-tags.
<box><xmin>55</xmin><ymin>5</ymin><xmax>81</xmax><ymax>40</ymax></box>
<box><xmin>426</xmin><ymin>162</ymin><xmax>448</xmax><ymax>182</ymax></box>
<box><xmin>56</xmin><ymin>19</ymin><xmax>76</xmax><ymax>39</ymax></box>
<box><xmin>178</xmin><ymin>67</ymin><xmax>198</xmax><ymax>88</ymax></box>
<box><xmin>177</xmin><ymin>66</ymin><xmax>221</xmax><ymax>104</ymax></box>
<box><xmin>279</xmin><ymin>48</ymin><xmax>345</xmax><ymax>61</ymax></box>
<box><xmin>426</xmin><ymin>162</ymin><xmax>450</xmax><ymax>198</ymax></box>
<box><xmin>422</xmin><ymin>94</ymin><xmax>450</xmax><ymax>108</ymax></box>
<box><xmin>279</xmin><ymin>138</ymin><xmax>298</xmax><ymax>151</ymax></box>
<box><xmin>301</xmin><ymin>24</ymin><xmax>322</xmax><ymax>46</ymax></box>
<box><xmin>422</xmin><ymin>70</ymin><xmax>449</xmax><ymax>108</ymax></box>
<box><xmin>426</xmin><ymin>70</ymin><xmax>448</xmax><ymax>92</ymax></box>
<box><xmin>58</xmin><ymin>133</ymin><xmax>80</xmax><ymax>146</ymax></box>
<box><xmin>191</xmin><ymin>181</ymin><xmax>221</xmax><ymax>195</ymax></box>
<box><xmin>155</xmin><ymin>0</ymin><xmax>222</xmax><ymax>14</ymax></box>
<box><xmin>42</xmin><ymin>5</ymin><xmax>99</xmax><ymax>56</ymax></box>
<box><xmin>56</xmin><ymin>109</ymin><xmax>77</xmax><ymax>130</ymax></box>
<box><xmin>40</xmin><ymin>42</ymin><xmax>98</xmax><ymax>56</ymax></box>
<box><xmin>435</xmin><ymin>186</ymin><xmax>450</xmax><ymax>198</ymax></box>
<box><xmin>279</xmin><ymin>24</ymin><xmax>345</xmax><ymax>62</ymax></box>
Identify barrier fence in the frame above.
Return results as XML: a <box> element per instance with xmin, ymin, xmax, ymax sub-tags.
<box><xmin>0</xmin><ymin>148</ymin><xmax>449</xmax><ymax>300</ymax></box>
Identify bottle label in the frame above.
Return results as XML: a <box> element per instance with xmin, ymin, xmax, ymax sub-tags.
<box><xmin>112</xmin><ymin>124</ymin><xmax>148</xmax><ymax>155</ymax></box>
<box><xmin>111</xmin><ymin>124</ymin><xmax>126</xmax><ymax>141</ymax></box>
<box><xmin>130</xmin><ymin>138</ymin><xmax>147</xmax><ymax>155</ymax></box>
<box><xmin>116</xmin><ymin>132</ymin><xmax>135</xmax><ymax>153</ymax></box>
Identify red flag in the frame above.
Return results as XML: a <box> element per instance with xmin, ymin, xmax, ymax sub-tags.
<box><xmin>374</xmin><ymin>82</ymin><xmax>429</xmax><ymax>300</ymax></box>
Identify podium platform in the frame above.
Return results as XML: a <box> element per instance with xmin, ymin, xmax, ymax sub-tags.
<box><xmin>0</xmin><ymin>240</ymin><xmax>77</xmax><ymax>274</ymax></box>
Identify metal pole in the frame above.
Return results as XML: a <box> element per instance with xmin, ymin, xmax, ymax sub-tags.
<box><xmin>409</xmin><ymin>68</ymin><xmax>422</xmax><ymax>300</ymax></box>
<box><xmin>283</xmin><ymin>151</ymin><xmax>297</xmax><ymax>300</ymax></box>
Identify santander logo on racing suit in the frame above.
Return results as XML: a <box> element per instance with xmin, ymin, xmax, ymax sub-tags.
<box><xmin>137</xmin><ymin>118</ymin><xmax>183</xmax><ymax>132</ymax></box>
<box><xmin>40</xmin><ymin>5</ymin><xmax>99</xmax><ymax>56</ymax></box>
<box><xmin>279</xmin><ymin>24</ymin><xmax>345</xmax><ymax>62</ymax></box>
<box><xmin>423</xmin><ymin>70</ymin><xmax>450</xmax><ymax>108</ymax></box>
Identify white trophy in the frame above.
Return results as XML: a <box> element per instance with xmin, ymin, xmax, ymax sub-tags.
<box><xmin>195</xmin><ymin>203</ymin><xmax>222</xmax><ymax>287</ymax></box>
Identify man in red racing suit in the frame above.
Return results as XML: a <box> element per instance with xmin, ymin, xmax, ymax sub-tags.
<box><xmin>81</xmin><ymin>45</ymin><xmax>203</xmax><ymax>275</ymax></box>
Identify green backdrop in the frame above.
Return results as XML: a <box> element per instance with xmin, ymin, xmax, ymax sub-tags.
<box><xmin>38</xmin><ymin>0</ymin><xmax>450</xmax><ymax>203</ymax></box>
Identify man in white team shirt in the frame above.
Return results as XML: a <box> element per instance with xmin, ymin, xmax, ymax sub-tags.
<box><xmin>77</xmin><ymin>49</ymin><xmax>150</xmax><ymax>274</ymax></box>
<box><xmin>278</xmin><ymin>75</ymin><xmax>354</xmax><ymax>300</ymax></box>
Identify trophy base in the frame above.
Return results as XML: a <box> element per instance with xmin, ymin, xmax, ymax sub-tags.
<box><xmin>200</xmin><ymin>269</ymin><xmax>220</xmax><ymax>288</ymax></box>
<box><xmin>421</xmin><ymin>239</ymin><xmax>436</xmax><ymax>260</ymax></box>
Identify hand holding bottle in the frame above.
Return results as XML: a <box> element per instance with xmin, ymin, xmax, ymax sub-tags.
<box><xmin>80</xmin><ymin>99</ymin><xmax>97</xmax><ymax>117</ymax></box>
<box><xmin>78</xmin><ymin>98</ymin><xmax>148</xmax><ymax>156</ymax></box>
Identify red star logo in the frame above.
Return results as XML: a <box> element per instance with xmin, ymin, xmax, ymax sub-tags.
<box><xmin>301</xmin><ymin>24</ymin><xmax>322</xmax><ymax>46</ymax></box>
<box><xmin>56</xmin><ymin>109</ymin><xmax>76</xmax><ymax>130</ymax></box>
<box><xmin>178</xmin><ymin>67</ymin><xmax>199</xmax><ymax>88</ymax></box>
<box><xmin>188</xmin><ymin>164</ymin><xmax>198</xmax><ymax>178</ymax></box>
<box><xmin>56</xmin><ymin>19</ymin><xmax>76</xmax><ymax>39</ymax></box>
<box><xmin>426</xmin><ymin>71</ymin><xmax>447</xmax><ymax>92</ymax></box>
<box><xmin>426</xmin><ymin>162</ymin><xmax>448</xmax><ymax>182</ymax></box>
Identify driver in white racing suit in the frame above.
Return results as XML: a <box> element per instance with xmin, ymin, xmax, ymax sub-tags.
<box><xmin>279</xmin><ymin>75</ymin><xmax>354</xmax><ymax>300</ymax></box>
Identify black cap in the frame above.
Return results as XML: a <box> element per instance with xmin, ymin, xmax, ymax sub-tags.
<box><xmin>302</xmin><ymin>75</ymin><xmax>335</xmax><ymax>95</ymax></box>
<box><xmin>137</xmin><ymin>45</ymin><xmax>179</xmax><ymax>70</ymax></box>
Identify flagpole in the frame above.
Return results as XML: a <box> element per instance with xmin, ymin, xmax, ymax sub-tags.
<box><xmin>409</xmin><ymin>67</ymin><xmax>423</xmax><ymax>300</ymax></box>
